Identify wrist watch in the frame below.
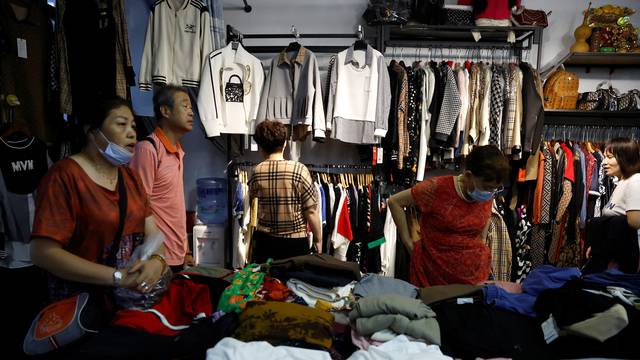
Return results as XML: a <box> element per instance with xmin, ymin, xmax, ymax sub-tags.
<box><xmin>112</xmin><ymin>269</ymin><xmax>123</xmax><ymax>287</ymax></box>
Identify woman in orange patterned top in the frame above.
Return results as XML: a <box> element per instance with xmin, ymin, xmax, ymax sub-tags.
<box><xmin>388</xmin><ymin>145</ymin><xmax>510</xmax><ymax>287</ymax></box>
<box><xmin>31</xmin><ymin>98</ymin><xmax>167</xmax><ymax>305</ymax></box>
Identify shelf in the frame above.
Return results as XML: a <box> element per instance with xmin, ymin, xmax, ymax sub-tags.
<box><xmin>562</xmin><ymin>52</ymin><xmax>640</xmax><ymax>67</ymax></box>
<box><xmin>544</xmin><ymin>110</ymin><xmax>640</xmax><ymax>126</ymax></box>
<box><xmin>388</xmin><ymin>24</ymin><xmax>540</xmax><ymax>43</ymax></box>
<box><xmin>375</xmin><ymin>23</ymin><xmax>543</xmax><ymax>68</ymax></box>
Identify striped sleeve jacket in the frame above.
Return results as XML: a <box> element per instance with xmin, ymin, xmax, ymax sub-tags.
<box><xmin>139</xmin><ymin>0</ymin><xmax>212</xmax><ymax>91</ymax></box>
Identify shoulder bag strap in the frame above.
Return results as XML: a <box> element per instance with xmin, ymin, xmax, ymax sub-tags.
<box><xmin>107</xmin><ymin>169</ymin><xmax>128</xmax><ymax>267</ymax></box>
<box><xmin>141</xmin><ymin>136</ymin><xmax>160</xmax><ymax>169</ymax></box>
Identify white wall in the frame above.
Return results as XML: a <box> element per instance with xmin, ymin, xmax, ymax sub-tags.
<box><xmin>183</xmin><ymin>0</ymin><xmax>369</xmax><ymax>210</ymax></box>
<box><xmin>178</xmin><ymin>0</ymin><xmax>640</xmax><ymax>209</ymax></box>
<box><xmin>527</xmin><ymin>0</ymin><xmax>640</xmax><ymax>92</ymax></box>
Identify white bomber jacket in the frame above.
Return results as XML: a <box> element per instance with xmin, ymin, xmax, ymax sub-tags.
<box><xmin>139</xmin><ymin>0</ymin><xmax>212</xmax><ymax>90</ymax></box>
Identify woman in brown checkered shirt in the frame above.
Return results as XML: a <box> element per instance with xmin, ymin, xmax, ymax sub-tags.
<box><xmin>248</xmin><ymin>121</ymin><xmax>322</xmax><ymax>263</ymax></box>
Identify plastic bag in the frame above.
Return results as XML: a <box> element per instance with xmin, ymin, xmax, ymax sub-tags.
<box><xmin>113</xmin><ymin>232</ymin><xmax>173</xmax><ymax>309</ymax></box>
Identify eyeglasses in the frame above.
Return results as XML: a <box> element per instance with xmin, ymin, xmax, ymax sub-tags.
<box><xmin>472</xmin><ymin>177</ymin><xmax>504</xmax><ymax>195</ymax></box>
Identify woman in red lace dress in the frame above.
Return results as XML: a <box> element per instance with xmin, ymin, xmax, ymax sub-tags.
<box><xmin>388</xmin><ymin>146</ymin><xmax>510</xmax><ymax>287</ymax></box>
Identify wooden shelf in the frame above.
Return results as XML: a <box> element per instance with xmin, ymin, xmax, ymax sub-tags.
<box><xmin>544</xmin><ymin>110</ymin><xmax>640</xmax><ymax>126</ymax></box>
<box><xmin>562</xmin><ymin>52</ymin><xmax>640</xmax><ymax>67</ymax></box>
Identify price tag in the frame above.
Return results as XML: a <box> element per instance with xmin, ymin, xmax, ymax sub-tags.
<box><xmin>250</xmin><ymin>138</ymin><xmax>258</xmax><ymax>152</ymax></box>
<box><xmin>17</xmin><ymin>38</ymin><xmax>27</xmax><ymax>59</ymax></box>
<box><xmin>541</xmin><ymin>315</ymin><xmax>560</xmax><ymax>344</ymax></box>
<box><xmin>377</xmin><ymin>147</ymin><xmax>384</xmax><ymax>164</ymax></box>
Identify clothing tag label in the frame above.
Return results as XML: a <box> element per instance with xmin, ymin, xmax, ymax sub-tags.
<box><xmin>250</xmin><ymin>138</ymin><xmax>258</xmax><ymax>152</ymax></box>
<box><xmin>372</xmin><ymin>146</ymin><xmax>378</xmax><ymax>166</ymax></box>
<box><xmin>377</xmin><ymin>147</ymin><xmax>384</xmax><ymax>164</ymax></box>
<box><xmin>367</xmin><ymin>236</ymin><xmax>385</xmax><ymax>249</ymax></box>
<box><xmin>456</xmin><ymin>297</ymin><xmax>473</xmax><ymax>304</ymax></box>
<box><xmin>541</xmin><ymin>315</ymin><xmax>560</xmax><ymax>344</ymax></box>
<box><xmin>17</xmin><ymin>38</ymin><xmax>27</xmax><ymax>59</ymax></box>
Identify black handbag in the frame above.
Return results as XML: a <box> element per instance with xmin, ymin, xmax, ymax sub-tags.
<box><xmin>224</xmin><ymin>75</ymin><xmax>244</xmax><ymax>103</ymax></box>
<box><xmin>617</xmin><ymin>89</ymin><xmax>640</xmax><ymax>111</ymax></box>
<box><xmin>413</xmin><ymin>0</ymin><xmax>444</xmax><ymax>25</ymax></box>
<box><xmin>363</xmin><ymin>0</ymin><xmax>411</xmax><ymax>25</ymax></box>
<box><xmin>577</xmin><ymin>81</ymin><xmax>617</xmax><ymax>111</ymax></box>
<box><xmin>443</xmin><ymin>5</ymin><xmax>473</xmax><ymax>26</ymax></box>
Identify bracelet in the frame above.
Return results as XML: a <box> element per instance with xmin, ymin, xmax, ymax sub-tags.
<box><xmin>149</xmin><ymin>254</ymin><xmax>167</xmax><ymax>273</ymax></box>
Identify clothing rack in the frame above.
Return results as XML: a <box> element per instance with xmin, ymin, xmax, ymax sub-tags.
<box><xmin>226</xmin><ymin>24</ymin><xmax>367</xmax><ymax>53</ymax></box>
<box><xmin>376</xmin><ymin>24</ymin><xmax>543</xmax><ymax>68</ymax></box>
<box><xmin>230</xmin><ymin>160</ymin><xmax>372</xmax><ymax>173</ymax></box>
<box><xmin>223</xmin><ymin>24</ymin><xmax>375</xmax><ymax>265</ymax></box>
<box><xmin>385</xmin><ymin>45</ymin><xmax>522</xmax><ymax>65</ymax></box>
<box><xmin>544</xmin><ymin>110</ymin><xmax>640</xmax><ymax>127</ymax></box>
<box><xmin>543</xmin><ymin>124</ymin><xmax>640</xmax><ymax>142</ymax></box>
<box><xmin>386</xmin><ymin>44</ymin><xmax>521</xmax><ymax>56</ymax></box>
<box><xmin>307</xmin><ymin>164</ymin><xmax>372</xmax><ymax>173</ymax></box>
<box><xmin>227</xmin><ymin>160</ymin><xmax>373</xmax><ymax>264</ymax></box>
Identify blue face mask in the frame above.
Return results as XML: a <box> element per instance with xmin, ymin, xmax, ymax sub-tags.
<box><xmin>95</xmin><ymin>131</ymin><xmax>133</xmax><ymax>166</ymax></box>
<box><xmin>467</xmin><ymin>175</ymin><xmax>502</xmax><ymax>203</ymax></box>
<box><xmin>468</xmin><ymin>189</ymin><xmax>494</xmax><ymax>202</ymax></box>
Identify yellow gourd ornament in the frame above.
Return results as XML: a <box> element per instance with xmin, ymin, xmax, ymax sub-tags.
<box><xmin>571</xmin><ymin>3</ymin><xmax>592</xmax><ymax>53</ymax></box>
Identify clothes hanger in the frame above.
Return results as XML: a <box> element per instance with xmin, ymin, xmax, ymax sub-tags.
<box><xmin>353</xmin><ymin>25</ymin><xmax>367</xmax><ymax>51</ymax></box>
<box><xmin>413</xmin><ymin>47</ymin><xmax>422</xmax><ymax>69</ymax></box>
<box><xmin>446</xmin><ymin>46</ymin><xmax>455</xmax><ymax>67</ymax></box>
<box><xmin>285</xmin><ymin>24</ymin><xmax>301</xmax><ymax>52</ymax></box>
<box><xmin>1</xmin><ymin>122</ymin><xmax>31</xmax><ymax>142</ymax></box>
<box><xmin>231</xmin><ymin>33</ymin><xmax>243</xmax><ymax>50</ymax></box>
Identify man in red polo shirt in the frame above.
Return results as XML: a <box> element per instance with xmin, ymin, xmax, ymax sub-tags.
<box><xmin>130</xmin><ymin>85</ymin><xmax>194</xmax><ymax>272</ymax></box>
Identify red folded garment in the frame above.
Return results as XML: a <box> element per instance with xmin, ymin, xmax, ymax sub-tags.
<box><xmin>113</xmin><ymin>279</ymin><xmax>213</xmax><ymax>336</ymax></box>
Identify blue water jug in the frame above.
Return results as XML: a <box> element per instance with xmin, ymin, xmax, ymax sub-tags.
<box><xmin>196</xmin><ymin>178</ymin><xmax>228</xmax><ymax>224</ymax></box>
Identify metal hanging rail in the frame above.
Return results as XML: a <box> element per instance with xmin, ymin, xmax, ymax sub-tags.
<box><xmin>226</xmin><ymin>24</ymin><xmax>368</xmax><ymax>53</ymax></box>
<box><xmin>230</xmin><ymin>161</ymin><xmax>372</xmax><ymax>172</ymax></box>
<box><xmin>374</xmin><ymin>24</ymin><xmax>544</xmax><ymax>69</ymax></box>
